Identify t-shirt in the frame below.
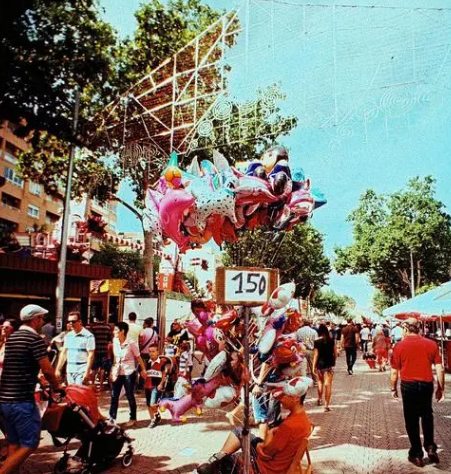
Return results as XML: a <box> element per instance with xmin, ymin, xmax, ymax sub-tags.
<box><xmin>257</xmin><ymin>410</ymin><xmax>312</xmax><ymax>474</ymax></box>
<box><xmin>113</xmin><ymin>339</ymin><xmax>140</xmax><ymax>376</ymax></box>
<box><xmin>145</xmin><ymin>357</ymin><xmax>168</xmax><ymax>389</ymax></box>
<box><xmin>127</xmin><ymin>322</ymin><xmax>142</xmax><ymax>343</ymax></box>
<box><xmin>178</xmin><ymin>350</ymin><xmax>193</xmax><ymax>376</ymax></box>
<box><xmin>89</xmin><ymin>323</ymin><xmax>112</xmax><ymax>357</ymax></box>
<box><xmin>295</xmin><ymin>326</ymin><xmax>318</xmax><ymax>350</ymax></box>
<box><xmin>168</xmin><ymin>328</ymin><xmax>189</xmax><ymax>346</ymax></box>
<box><xmin>140</xmin><ymin>327</ymin><xmax>159</xmax><ymax>355</ymax></box>
<box><xmin>360</xmin><ymin>327</ymin><xmax>370</xmax><ymax>341</ymax></box>
<box><xmin>64</xmin><ymin>327</ymin><xmax>95</xmax><ymax>374</ymax></box>
<box><xmin>391</xmin><ymin>326</ymin><xmax>403</xmax><ymax>341</ymax></box>
<box><xmin>0</xmin><ymin>326</ymin><xmax>48</xmax><ymax>402</ymax></box>
<box><xmin>341</xmin><ymin>325</ymin><xmax>359</xmax><ymax>348</ymax></box>
<box><xmin>391</xmin><ymin>335</ymin><xmax>441</xmax><ymax>382</ymax></box>
<box><xmin>314</xmin><ymin>338</ymin><xmax>335</xmax><ymax>370</ymax></box>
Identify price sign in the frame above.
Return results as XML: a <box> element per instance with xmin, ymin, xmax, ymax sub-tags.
<box><xmin>215</xmin><ymin>267</ymin><xmax>279</xmax><ymax>306</ymax></box>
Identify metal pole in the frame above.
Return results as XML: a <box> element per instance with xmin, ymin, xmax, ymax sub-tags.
<box><xmin>410</xmin><ymin>249</ymin><xmax>415</xmax><ymax>298</ymax></box>
<box><xmin>55</xmin><ymin>88</ymin><xmax>80</xmax><ymax>332</ymax></box>
<box><xmin>440</xmin><ymin>312</ymin><xmax>445</xmax><ymax>366</ymax></box>
<box><xmin>242</xmin><ymin>306</ymin><xmax>251</xmax><ymax>474</ymax></box>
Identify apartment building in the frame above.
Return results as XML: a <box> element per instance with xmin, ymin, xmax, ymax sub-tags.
<box><xmin>0</xmin><ymin>122</ymin><xmax>63</xmax><ymax>236</ymax></box>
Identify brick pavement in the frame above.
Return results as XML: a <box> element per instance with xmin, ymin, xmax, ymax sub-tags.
<box><xmin>16</xmin><ymin>354</ymin><xmax>451</xmax><ymax>474</ymax></box>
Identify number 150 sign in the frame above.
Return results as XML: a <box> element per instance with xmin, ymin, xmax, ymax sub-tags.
<box><xmin>215</xmin><ymin>267</ymin><xmax>279</xmax><ymax>306</ymax></box>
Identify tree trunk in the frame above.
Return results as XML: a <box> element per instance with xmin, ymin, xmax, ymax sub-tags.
<box><xmin>143</xmin><ymin>229</ymin><xmax>154</xmax><ymax>293</ymax></box>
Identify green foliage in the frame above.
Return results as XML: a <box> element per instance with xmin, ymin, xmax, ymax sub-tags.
<box><xmin>335</xmin><ymin>176</ymin><xmax>451</xmax><ymax>300</ymax></box>
<box><xmin>115</xmin><ymin>0</ymin><xmax>224</xmax><ymax>91</ymax></box>
<box><xmin>222</xmin><ymin>224</ymin><xmax>331</xmax><ymax>299</ymax></box>
<box><xmin>311</xmin><ymin>289</ymin><xmax>354</xmax><ymax>318</ymax></box>
<box><xmin>17</xmin><ymin>132</ymin><xmax>119</xmax><ymax>202</ymax></box>
<box><xmin>372</xmin><ymin>290</ymin><xmax>398</xmax><ymax>316</ymax></box>
<box><xmin>0</xmin><ymin>0</ymin><xmax>118</xmax><ymax>142</ymax></box>
<box><xmin>90</xmin><ymin>242</ymin><xmax>144</xmax><ymax>280</ymax></box>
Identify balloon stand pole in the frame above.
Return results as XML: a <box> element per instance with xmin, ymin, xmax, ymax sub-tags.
<box><xmin>242</xmin><ymin>306</ymin><xmax>251</xmax><ymax>474</ymax></box>
<box><xmin>440</xmin><ymin>312</ymin><xmax>445</xmax><ymax>366</ymax></box>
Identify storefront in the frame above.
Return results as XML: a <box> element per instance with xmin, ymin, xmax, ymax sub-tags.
<box><xmin>0</xmin><ymin>253</ymin><xmax>111</xmax><ymax>324</ymax></box>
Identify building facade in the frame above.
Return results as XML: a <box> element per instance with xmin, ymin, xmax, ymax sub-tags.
<box><xmin>0</xmin><ymin>122</ymin><xmax>63</xmax><ymax>236</ymax></box>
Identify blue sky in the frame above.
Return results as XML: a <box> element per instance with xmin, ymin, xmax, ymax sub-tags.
<box><xmin>99</xmin><ymin>0</ymin><xmax>451</xmax><ymax>312</ymax></box>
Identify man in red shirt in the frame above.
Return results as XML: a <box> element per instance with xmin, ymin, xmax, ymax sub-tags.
<box><xmin>195</xmin><ymin>377</ymin><xmax>313</xmax><ymax>474</ymax></box>
<box><xmin>390</xmin><ymin>318</ymin><xmax>445</xmax><ymax>468</ymax></box>
<box><xmin>341</xmin><ymin>319</ymin><xmax>360</xmax><ymax>375</ymax></box>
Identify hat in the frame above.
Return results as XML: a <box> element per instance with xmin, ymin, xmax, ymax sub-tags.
<box><xmin>20</xmin><ymin>304</ymin><xmax>48</xmax><ymax>321</ymax></box>
<box><xmin>403</xmin><ymin>317</ymin><xmax>420</xmax><ymax>327</ymax></box>
<box><xmin>267</xmin><ymin>376</ymin><xmax>313</xmax><ymax>399</ymax></box>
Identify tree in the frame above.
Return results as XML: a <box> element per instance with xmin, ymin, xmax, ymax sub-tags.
<box><xmin>335</xmin><ymin>176</ymin><xmax>451</xmax><ymax>301</ymax></box>
<box><xmin>311</xmin><ymin>289</ymin><xmax>353</xmax><ymax>319</ymax></box>
<box><xmin>0</xmin><ymin>0</ymin><xmax>118</xmax><ymax>143</ymax></box>
<box><xmin>90</xmin><ymin>242</ymin><xmax>146</xmax><ymax>287</ymax></box>
<box><xmin>371</xmin><ymin>290</ymin><xmax>397</xmax><ymax>316</ymax></box>
<box><xmin>222</xmin><ymin>224</ymin><xmax>331</xmax><ymax>299</ymax></box>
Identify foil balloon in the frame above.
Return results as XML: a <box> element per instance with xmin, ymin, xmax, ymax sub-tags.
<box><xmin>266</xmin><ymin>376</ymin><xmax>313</xmax><ymax>398</ymax></box>
<box><xmin>159</xmin><ymin>189</ymin><xmax>194</xmax><ymax>250</ymax></box>
<box><xmin>262</xmin><ymin>282</ymin><xmax>296</xmax><ymax>316</ymax></box>
<box><xmin>159</xmin><ymin>377</ymin><xmax>221</xmax><ymax>423</ymax></box>
<box><xmin>204</xmin><ymin>350</ymin><xmax>228</xmax><ymax>381</ymax></box>
<box><xmin>203</xmin><ymin>385</ymin><xmax>237</xmax><ymax>408</ymax></box>
<box><xmin>142</xmin><ymin>189</ymin><xmax>163</xmax><ymax>240</ymax></box>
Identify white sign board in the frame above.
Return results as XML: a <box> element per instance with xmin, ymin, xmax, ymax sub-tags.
<box><xmin>216</xmin><ymin>267</ymin><xmax>279</xmax><ymax>306</ymax></box>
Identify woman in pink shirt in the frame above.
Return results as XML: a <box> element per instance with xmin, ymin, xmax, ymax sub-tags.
<box><xmin>109</xmin><ymin>322</ymin><xmax>147</xmax><ymax>428</ymax></box>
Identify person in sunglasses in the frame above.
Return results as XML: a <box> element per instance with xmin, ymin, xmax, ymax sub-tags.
<box><xmin>56</xmin><ymin>312</ymin><xmax>95</xmax><ymax>386</ymax></box>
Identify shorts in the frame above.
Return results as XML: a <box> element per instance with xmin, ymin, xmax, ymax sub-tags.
<box><xmin>251</xmin><ymin>393</ymin><xmax>280</xmax><ymax>425</ymax></box>
<box><xmin>67</xmin><ymin>371</ymin><xmax>85</xmax><ymax>385</ymax></box>
<box><xmin>0</xmin><ymin>402</ymin><xmax>41</xmax><ymax>448</ymax></box>
<box><xmin>145</xmin><ymin>388</ymin><xmax>162</xmax><ymax>406</ymax></box>
<box><xmin>92</xmin><ymin>355</ymin><xmax>112</xmax><ymax>371</ymax></box>
<box><xmin>317</xmin><ymin>367</ymin><xmax>334</xmax><ymax>374</ymax></box>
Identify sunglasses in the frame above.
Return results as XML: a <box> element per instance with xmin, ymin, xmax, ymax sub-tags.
<box><xmin>68</xmin><ymin>319</ymin><xmax>79</xmax><ymax>324</ymax></box>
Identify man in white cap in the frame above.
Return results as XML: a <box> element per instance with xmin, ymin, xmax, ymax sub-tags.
<box><xmin>0</xmin><ymin>304</ymin><xmax>61</xmax><ymax>474</ymax></box>
<box><xmin>195</xmin><ymin>377</ymin><xmax>313</xmax><ymax>474</ymax></box>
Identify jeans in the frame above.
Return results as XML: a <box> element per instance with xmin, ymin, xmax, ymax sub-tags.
<box><xmin>360</xmin><ymin>340</ymin><xmax>369</xmax><ymax>352</ymax></box>
<box><xmin>400</xmin><ymin>381</ymin><xmax>436</xmax><ymax>458</ymax></box>
<box><xmin>109</xmin><ymin>372</ymin><xmax>137</xmax><ymax>421</ymax></box>
<box><xmin>345</xmin><ymin>348</ymin><xmax>357</xmax><ymax>371</ymax></box>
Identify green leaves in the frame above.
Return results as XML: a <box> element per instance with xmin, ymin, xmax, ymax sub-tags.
<box><xmin>222</xmin><ymin>224</ymin><xmax>331</xmax><ymax>299</ymax></box>
<box><xmin>335</xmin><ymin>176</ymin><xmax>451</xmax><ymax>300</ymax></box>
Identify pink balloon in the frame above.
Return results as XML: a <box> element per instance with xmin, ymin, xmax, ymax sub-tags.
<box><xmin>159</xmin><ymin>189</ymin><xmax>195</xmax><ymax>249</ymax></box>
<box><xmin>185</xmin><ymin>318</ymin><xmax>204</xmax><ymax>337</ymax></box>
<box><xmin>158</xmin><ymin>377</ymin><xmax>221</xmax><ymax>422</ymax></box>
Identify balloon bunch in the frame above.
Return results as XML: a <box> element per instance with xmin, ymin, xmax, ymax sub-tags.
<box><xmin>143</xmin><ymin>147</ymin><xmax>326</xmax><ymax>252</ymax></box>
<box><xmin>184</xmin><ymin>299</ymin><xmax>238</xmax><ymax>361</ymax></box>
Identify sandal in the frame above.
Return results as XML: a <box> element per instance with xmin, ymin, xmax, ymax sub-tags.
<box><xmin>324</xmin><ymin>406</ymin><xmax>331</xmax><ymax>412</ymax></box>
<box><xmin>317</xmin><ymin>399</ymin><xmax>323</xmax><ymax>406</ymax></box>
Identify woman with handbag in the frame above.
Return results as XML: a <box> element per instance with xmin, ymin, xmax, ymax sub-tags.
<box><xmin>109</xmin><ymin>322</ymin><xmax>147</xmax><ymax>428</ymax></box>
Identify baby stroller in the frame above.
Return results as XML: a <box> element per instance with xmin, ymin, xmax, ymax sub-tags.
<box><xmin>362</xmin><ymin>352</ymin><xmax>377</xmax><ymax>369</ymax></box>
<box><xmin>41</xmin><ymin>385</ymin><xmax>134</xmax><ymax>474</ymax></box>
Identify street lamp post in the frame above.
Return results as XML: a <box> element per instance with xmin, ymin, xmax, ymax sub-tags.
<box><xmin>55</xmin><ymin>88</ymin><xmax>80</xmax><ymax>331</ymax></box>
<box><xmin>410</xmin><ymin>249</ymin><xmax>415</xmax><ymax>298</ymax></box>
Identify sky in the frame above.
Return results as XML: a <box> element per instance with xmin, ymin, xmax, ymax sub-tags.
<box><xmin>99</xmin><ymin>0</ymin><xmax>451</xmax><ymax>313</ymax></box>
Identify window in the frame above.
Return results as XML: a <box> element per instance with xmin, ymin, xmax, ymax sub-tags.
<box><xmin>4</xmin><ymin>152</ymin><xmax>17</xmax><ymax>164</ymax></box>
<box><xmin>4</xmin><ymin>166</ymin><xmax>23</xmax><ymax>188</ymax></box>
<box><xmin>27</xmin><ymin>204</ymin><xmax>40</xmax><ymax>219</ymax></box>
<box><xmin>29</xmin><ymin>181</ymin><xmax>41</xmax><ymax>196</ymax></box>
<box><xmin>45</xmin><ymin>212</ymin><xmax>60</xmax><ymax>225</ymax></box>
<box><xmin>1</xmin><ymin>192</ymin><xmax>21</xmax><ymax>210</ymax></box>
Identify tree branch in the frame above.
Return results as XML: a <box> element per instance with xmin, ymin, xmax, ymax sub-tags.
<box><xmin>109</xmin><ymin>194</ymin><xmax>143</xmax><ymax>222</ymax></box>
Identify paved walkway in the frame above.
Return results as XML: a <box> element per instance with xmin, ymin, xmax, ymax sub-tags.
<box><xmin>19</xmin><ymin>354</ymin><xmax>451</xmax><ymax>474</ymax></box>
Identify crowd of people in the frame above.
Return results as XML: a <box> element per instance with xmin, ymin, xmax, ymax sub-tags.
<box><xmin>0</xmin><ymin>305</ymin><xmax>446</xmax><ymax>474</ymax></box>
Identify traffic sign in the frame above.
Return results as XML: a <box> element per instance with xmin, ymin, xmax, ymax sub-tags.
<box><xmin>215</xmin><ymin>267</ymin><xmax>279</xmax><ymax>306</ymax></box>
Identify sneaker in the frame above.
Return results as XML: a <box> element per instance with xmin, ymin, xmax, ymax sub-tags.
<box><xmin>123</xmin><ymin>420</ymin><xmax>136</xmax><ymax>429</ymax></box>
<box><xmin>149</xmin><ymin>414</ymin><xmax>161</xmax><ymax>429</ymax></box>
<box><xmin>407</xmin><ymin>456</ymin><xmax>424</xmax><ymax>468</ymax></box>
<box><xmin>196</xmin><ymin>452</ymin><xmax>227</xmax><ymax>474</ymax></box>
<box><xmin>427</xmin><ymin>447</ymin><xmax>439</xmax><ymax>464</ymax></box>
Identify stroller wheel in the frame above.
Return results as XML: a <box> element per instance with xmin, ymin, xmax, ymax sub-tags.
<box><xmin>122</xmin><ymin>453</ymin><xmax>133</xmax><ymax>467</ymax></box>
<box><xmin>53</xmin><ymin>458</ymin><xmax>68</xmax><ymax>474</ymax></box>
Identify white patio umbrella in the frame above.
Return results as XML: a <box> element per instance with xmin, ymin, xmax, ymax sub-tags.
<box><xmin>383</xmin><ymin>281</ymin><xmax>451</xmax><ymax>365</ymax></box>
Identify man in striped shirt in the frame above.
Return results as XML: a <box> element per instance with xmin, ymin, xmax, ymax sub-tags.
<box><xmin>56</xmin><ymin>312</ymin><xmax>95</xmax><ymax>385</ymax></box>
<box><xmin>0</xmin><ymin>304</ymin><xmax>60</xmax><ymax>474</ymax></box>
